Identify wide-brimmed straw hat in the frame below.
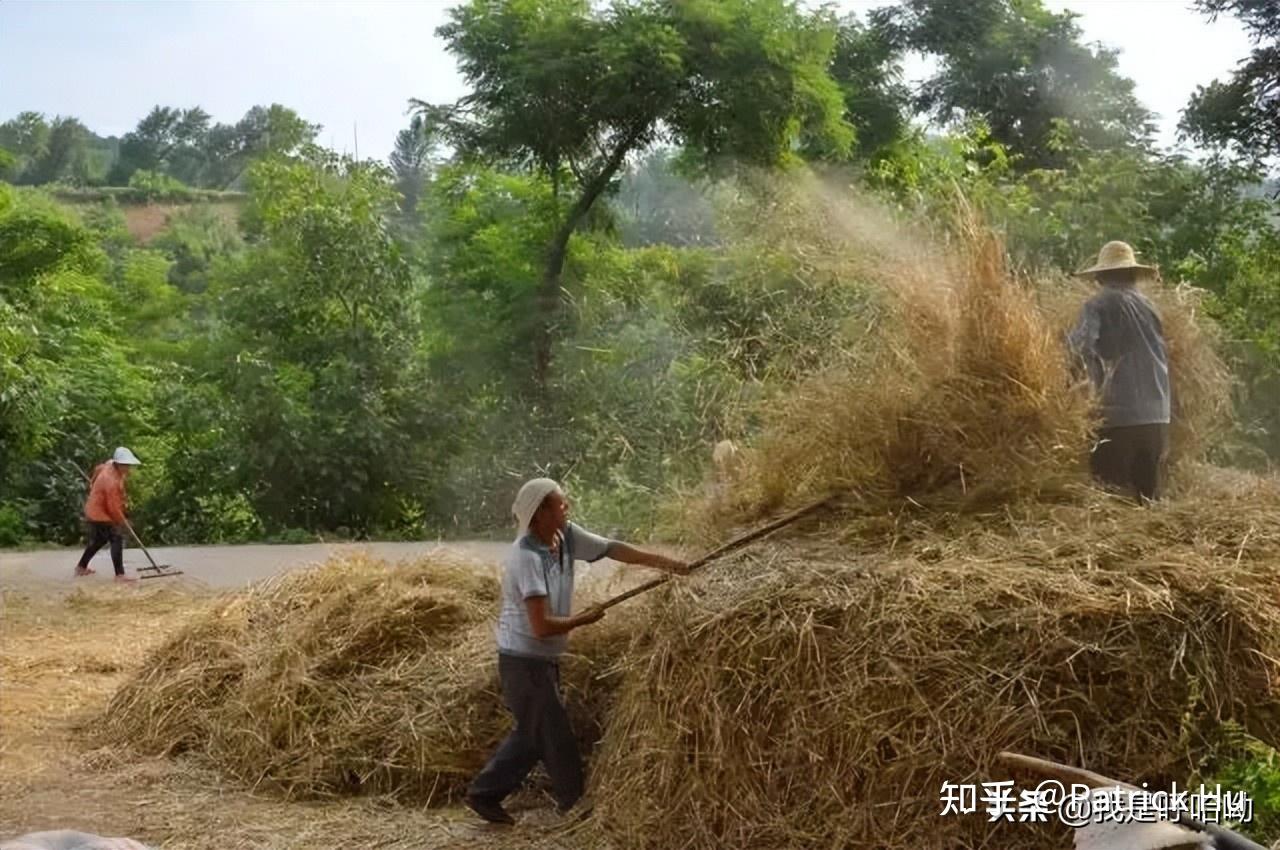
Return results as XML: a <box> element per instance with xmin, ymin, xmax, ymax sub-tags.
<box><xmin>1074</xmin><ymin>241</ymin><xmax>1156</xmax><ymax>276</ymax></box>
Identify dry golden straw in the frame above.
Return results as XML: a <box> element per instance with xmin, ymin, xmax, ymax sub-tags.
<box><xmin>97</xmin><ymin>554</ymin><xmax>634</xmax><ymax>802</ymax></box>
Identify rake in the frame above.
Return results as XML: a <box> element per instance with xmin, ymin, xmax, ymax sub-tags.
<box><xmin>68</xmin><ymin>460</ymin><xmax>183</xmax><ymax>580</ymax></box>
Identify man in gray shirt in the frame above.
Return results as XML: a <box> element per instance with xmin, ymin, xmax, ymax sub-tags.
<box><xmin>1067</xmin><ymin>240</ymin><xmax>1172</xmax><ymax>503</ymax></box>
<box><xmin>465</xmin><ymin>477</ymin><xmax>687</xmax><ymax>824</ymax></box>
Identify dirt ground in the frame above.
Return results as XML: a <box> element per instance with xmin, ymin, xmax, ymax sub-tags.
<box><xmin>0</xmin><ymin>543</ymin><xmax>640</xmax><ymax>849</ymax></box>
<box><xmin>120</xmin><ymin>200</ymin><xmax>242</xmax><ymax>244</ymax></box>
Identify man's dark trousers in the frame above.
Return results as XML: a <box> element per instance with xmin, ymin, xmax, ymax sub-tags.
<box><xmin>468</xmin><ymin>652</ymin><xmax>583</xmax><ymax>810</ymax></box>
<box><xmin>1090</xmin><ymin>423</ymin><xmax>1169</xmax><ymax>503</ymax></box>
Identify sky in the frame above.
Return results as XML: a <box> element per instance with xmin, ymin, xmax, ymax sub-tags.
<box><xmin>0</xmin><ymin>0</ymin><xmax>1257</xmax><ymax>162</ymax></box>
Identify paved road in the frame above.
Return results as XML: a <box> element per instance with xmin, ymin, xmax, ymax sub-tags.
<box><xmin>0</xmin><ymin>540</ymin><xmax>512</xmax><ymax>591</ymax></box>
<box><xmin>0</xmin><ymin>538</ymin><xmax>660</xmax><ymax>593</ymax></box>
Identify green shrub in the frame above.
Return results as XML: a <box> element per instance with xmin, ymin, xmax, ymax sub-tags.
<box><xmin>126</xmin><ymin>169</ymin><xmax>192</xmax><ymax>202</ymax></box>
<box><xmin>265</xmin><ymin>527</ymin><xmax>318</xmax><ymax>545</ymax></box>
<box><xmin>1212</xmin><ymin>736</ymin><xmax>1280</xmax><ymax>843</ymax></box>
<box><xmin>0</xmin><ymin>502</ymin><xmax>28</xmax><ymax>547</ymax></box>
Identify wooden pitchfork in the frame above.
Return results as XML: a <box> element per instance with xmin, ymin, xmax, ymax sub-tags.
<box><xmin>598</xmin><ymin>495</ymin><xmax>833</xmax><ymax>611</ymax></box>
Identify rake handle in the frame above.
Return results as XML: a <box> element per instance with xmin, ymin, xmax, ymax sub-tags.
<box><xmin>122</xmin><ymin>518</ymin><xmax>163</xmax><ymax>570</ymax></box>
<box><xmin>597</xmin><ymin>495</ymin><xmax>833</xmax><ymax>612</ymax></box>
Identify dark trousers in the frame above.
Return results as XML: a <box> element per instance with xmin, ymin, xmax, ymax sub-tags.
<box><xmin>1090</xmin><ymin>423</ymin><xmax>1169</xmax><ymax>503</ymax></box>
<box><xmin>468</xmin><ymin>653</ymin><xmax>583</xmax><ymax>810</ymax></box>
<box><xmin>78</xmin><ymin>522</ymin><xmax>124</xmax><ymax>575</ymax></box>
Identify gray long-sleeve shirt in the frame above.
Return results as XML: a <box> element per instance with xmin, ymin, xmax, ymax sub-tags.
<box><xmin>1067</xmin><ymin>285</ymin><xmax>1171</xmax><ymax>428</ymax></box>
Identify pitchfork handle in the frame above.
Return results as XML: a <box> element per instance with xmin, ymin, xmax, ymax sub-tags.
<box><xmin>598</xmin><ymin>495</ymin><xmax>832</xmax><ymax>612</ymax></box>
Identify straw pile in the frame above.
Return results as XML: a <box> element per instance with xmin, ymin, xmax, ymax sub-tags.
<box><xmin>690</xmin><ymin>181</ymin><xmax>1232</xmax><ymax>538</ymax></box>
<box><xmin>587</xmin><ymin>473</ymin><xmax>1280</xmax><ymax>850</ymax></box>
<box><xmin>96</xmin><ymin>554</ymin><xmax>628</xmax><ymax>801</ymax></box>
<box><xmin>582</xmin><ymin>183</ymin><xmax>1274</xmax><ymax>849</ymax></box>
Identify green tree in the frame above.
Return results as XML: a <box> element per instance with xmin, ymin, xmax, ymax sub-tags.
<box><xmin>0</xmin><ymin>191</ymin><xmax>158</xmax><ymax>540</ymax></box>
<box><xmin>203</xmin><ymin>104</ymin><xmax>321</xmax><ymax>190</ymax></box>
<box><xmin>12</xmin><ymin>116</ymin><xmax>93</xmax><ymax>186</ymax></box>
<box><xmin>151</xmin><ymin>204</ymin><xmax>243</xmax><ymax>295</ymax></box>
<box><xmin>0</xmin><ymin>112</ymin><xmax>51</xmax><ymax>180</ymax></box>
<box><xmin>0</xmin><ymin>112</ymin><xmax>50</xmax><ymax>157</ymax></box>
<box><xmin>1182</xmin><ymin>0</ymin><xmax>1280</xmax><ymax>162</ymax></box>
<box><xmin>425</xmin><ymin>164</ymin><xmax>562</xmax><ymax>387</ymax></box>
<box><xmin>826</xmin><ymin>13</ymin><xmax>912</xmax><ymax>161</ymax></box>
<box><xmin>881</xmin><ymin>0</ymin><xmax>1153</xmax><ymax>168</ymax></box>
<box><xmin>208</xmin><ymin>150</ymin><xmax>436</xmax><ymax>532</ymax></box>
<box><xmin>106</xmin><ymin>104</ymin><xmax>319</xmax><ymax>189</ymax></box>
<box><xmin>389</xmin><ymin>115</ymin><xmax>439</xmax><ymax>221</ymax></box>
<box><xmin>420</xmin><ymin>0</ymin><xmax>852</xmax><ymax>389</ymax></box>
<box><xmin>127</xmin><ymin>169</ymin><xmax>193</xmax><ymax>201</ymax></box>
<box><xmin>109</xmin><ymin>106</ymin><xmax>212</xmax><ymax>185</ymax></box>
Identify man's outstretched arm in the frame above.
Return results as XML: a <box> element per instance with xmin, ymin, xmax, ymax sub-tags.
<box><xmin>606</xmin><ymin>542</ymin><xmax>688</xmax><ymax>574</ymax></box>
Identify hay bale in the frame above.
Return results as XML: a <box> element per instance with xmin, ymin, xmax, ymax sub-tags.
<box><xmin>588</xmin><ymin>477</ymin><xmax>1280</xmax><ymax>850</ymax></box>
<box><xmin>96</xmin><ymin>599</ymin><xmax>247</xmax><ymax>757</ymax></box>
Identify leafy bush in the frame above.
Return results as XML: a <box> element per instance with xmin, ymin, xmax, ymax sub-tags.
<box><xmin>0</xmin><ymin>502</ymin><xmax>28</xmax><ymax>547</ymax></box>
<box><xmin>126</xmin><ymin>169</ymin><xmax>193</xmax><ymax>201</ymax></box>
<box><xmin>1210</xmin><ymin>733</ymin><xmax>1280</xmax><ymax>843</ymax></box>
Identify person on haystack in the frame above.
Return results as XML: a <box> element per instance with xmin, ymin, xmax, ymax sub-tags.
<box><xmin>1067</xmin><ymin>240</ymin><xmax>1171</xmax><ymax>504</ymax></box>
<box><xmin>74</xmin><ymin>447</ymin><xmax>142</xmax><ymax>583</ymax></box>
<box><xmin>465</xmin><ymin>477</ymin><xmax>688</xmax><ymax>825</ymax></box>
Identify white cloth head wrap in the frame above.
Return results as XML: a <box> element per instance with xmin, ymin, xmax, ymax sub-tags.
<box><xmin>512</xmin><ymin>477</ymin><xmax>562</xmax><ymax>540</ymax></box>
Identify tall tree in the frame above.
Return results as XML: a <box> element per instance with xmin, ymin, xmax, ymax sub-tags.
<box><xmin>389</xmin><ymin>115</ymin><xmax>439</xmax><ymax>220</ymax></box>
<box><xmin>109</xmin><ymin>106</ymin><xmax>211</xmax><ymax>185</ymax></box>
<box><xmin>0</xmin><ymin>112</ymin><xmax>51</xmax><ymax>169</ymax></box>
<box><xmin>210</xmin><ymin>151</ymin><xmax>431</xmax><ymax>531</ymax></box>
<box><xmin>881</xmin><ymin>0</ymin><xmax>1153</xmax><ymax>168</ymax></box>
<box><xmin>419</xmin><ymin>0</ymin><xmax>852</xmax><ymax>390</ymax></box>
<box><xmin>106</xmin><ymin>104</ymin><xmax>319</xmax><ymax>189</ymax></box>
<box><xmin>24</xmin><ymin>116</ymin><xmax>92</xmax><ymax>185</ymax></box>
<box><xmin>203</xmin><ymin>104</ymin><xmax>321</xmax><ymax>189</ymax></box>
<box><xmin>825</xmin><ymin>14</ymin><xmax>912</xmax><ymax>161</ymax></box>
<box><xmin>1182</xmin><ymin>0</ymin><xmax>1280</xmax><ymax>162</ymax></box>
<box><xmin>0</xmin><ymin>192</ymin><xmax>157</xmax><ymax>539</ymax></box>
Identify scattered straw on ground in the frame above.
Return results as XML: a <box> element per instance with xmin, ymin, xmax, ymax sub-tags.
<box><xmin>0</xmin><ymin>585</ymin><xmax>213</xmax><ymax>792</ymax></box>
<box><xmin>0</xmin><ymin>568</ymin><xmax>591</xmax><ymax>850</ymax></box>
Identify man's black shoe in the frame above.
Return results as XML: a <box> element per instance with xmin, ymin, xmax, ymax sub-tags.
<box><xmin>465</xmin><ymin>794</ymin><xmax>515</xmax><ymax>825</ymax></box>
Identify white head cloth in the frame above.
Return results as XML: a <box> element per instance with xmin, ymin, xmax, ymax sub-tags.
<box><xmin>512</xmin><ymin>477</ymin><xmax>561</xmax><ymax>540</ymax></box>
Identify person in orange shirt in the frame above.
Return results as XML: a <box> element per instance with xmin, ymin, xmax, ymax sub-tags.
<box><xmin>75</xmin><ymin>447</ymin><xmax>142</xmax><ymax>583</ymax></box>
